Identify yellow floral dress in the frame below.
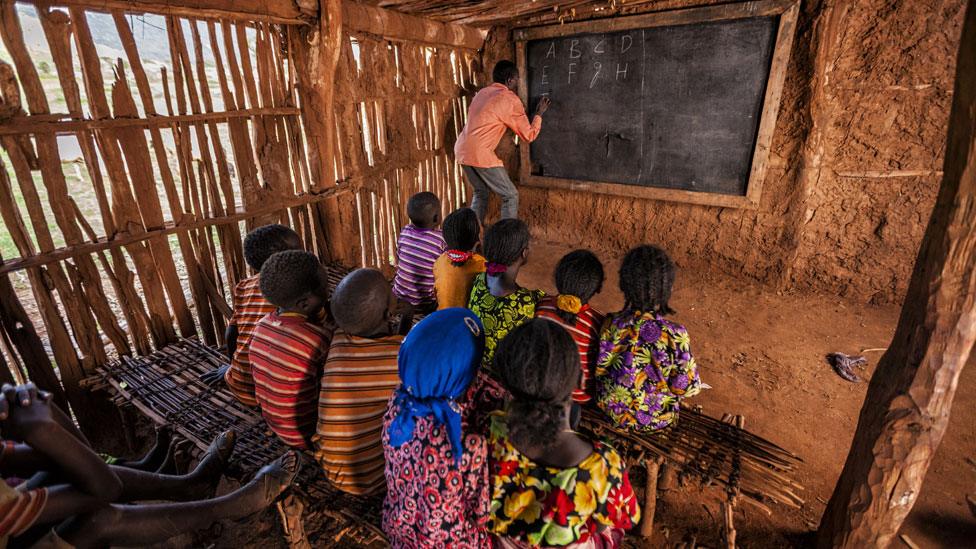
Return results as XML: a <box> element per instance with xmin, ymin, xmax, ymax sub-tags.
<box><xmin>487</xmin><ymin>414</ymin><xmax>640</xmax><ymax>546</ymax></box>
<box><xmin>467</xmin><ymin>274</ymin><xmax>545</xmax><ymax>369</ymax></box>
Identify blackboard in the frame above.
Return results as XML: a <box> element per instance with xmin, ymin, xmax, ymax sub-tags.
<box><xmin>515</xmin><ymin>1</ymin><xmax>799</xmax><ymax>208</ymax></box>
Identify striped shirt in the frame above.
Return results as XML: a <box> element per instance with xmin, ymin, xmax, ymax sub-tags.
<box><xmin>313</xmin><ymin>330</ymin><xmax>402</xmax><ymax>495</ymax></box>
<box><xmin>536</xmin><ymin>296</ymin><xmax>606</xmax><ymax>403</ymax></box>
<box><xmin>392</xmin><ymin>224</ymin><xmax>446</xmax><ymax>306</ymax></box>
<box><xmin>224</xmin><ymin>275</ymin><xmax>276</xmax><ymax>407</ymax></box>
<box><xmin>249</xmin><ymin>312</ymin><xmax>333</xmax><ymax>450</ymax></box>
<box><xmin>1</xmin><ymin>445</ymin><xmax>48</xmax><ymax>539</ymax></box>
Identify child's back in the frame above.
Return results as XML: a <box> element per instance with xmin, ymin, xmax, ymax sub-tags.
<box><xmin>391</xmin><ymin>192</ymin><xmax>446</xmax><ymax>307</ymax></box>
<box><xmin>467</xmin><ymin>219</ymin><xmax>543</xmax><ymax>369</ymax></box>
<box><xmin>223</xmin><ymin>224</ymin><xmax>303</xmax><ymax>407</ymax></box>
<box><xmin>248</xmin><ymin>251</ymin><xmax>332</xmax><ymax>450</ymax></box>
<box><xmin>433</xmin><ymin>207</ymin><xmax>486</xmax><ymax>309</ymax></box>
<box><xmin>314</xmin><ymin>269</ymin><xmax>403</xmax><ymax>496</ymax></box>
<box><xmin>594</xmin><ymin>246</ymin><xmax>701</xmax><ymax>432</ymax></box>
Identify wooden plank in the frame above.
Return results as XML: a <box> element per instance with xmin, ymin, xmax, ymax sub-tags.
<box><xmin>342</xmin><ymin>0</ymin><xmax>484</xmax><ymax>50</ymax></box>
<box><xmin>512</xmin><ymin>0</ymin><xmax>796</xmax><ymax>40</ymax></box>
<box><xmin>0</xmin><ymin>106</ymin><xmax>302</xmax><ymax>136</ymax></box>
<box><xmin>14</xmin><ymin>0</ymin><xmax>310</xmax><ymax>25</ymax></box>
<box><xmin>817</xmin><ymin>2</ymin><xmax>976</xmax><ymax>546</ymax></box>
<box><xmin>513</xmin><ymin>0</ymin><xmax>798</xmax><ymax>209</ymax></box>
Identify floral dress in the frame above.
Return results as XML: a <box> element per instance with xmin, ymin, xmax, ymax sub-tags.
<box><xmin>467</xmin><ymin>273</ymin><xmax>545</xmax><ymax>369</ymax></box>
<box><xmin>381</xmin><ymin>381</ymin><xmax>492</xmax><ymax>548</ymax></box>
<box><xmin>595</xmin><ymin>310</ymin><xmax>702</xmax><ymax>432</ymax></box>
<box><xmin>488</xmin><ymin>414</ymin><xmax>640</xmax><ymax>547</ymax></box>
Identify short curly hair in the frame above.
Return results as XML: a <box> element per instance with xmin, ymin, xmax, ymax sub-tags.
<box><xmin>406</xmin><ymin>192</ymin><xmax>441</xmax><ymax>228</ymax></box>
<box><xmin>619</xmin><ymin>245</ymin><xmax>676</xmax><ymax>315</ymax></box>
<box><xmin>243</xmin><ymin>224</ymin><xmax>301</xmax><ymax>271</ymax></box>
<box><xmin>330</xmin><ymin>268</ymin><xmax>391</xmax><ymax>336</ymax></box>
<box><xmin>258</xmin><ymin>250</ymin><xmax>325</xmax><ymax>309</ymax></box>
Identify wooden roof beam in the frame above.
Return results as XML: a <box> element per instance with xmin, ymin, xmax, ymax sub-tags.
<box><xmin>22</xmin><ymin>0</ymin><xmax>314</xmax><ymax>24</ymax></box>
<box><xmin>342</xmin><ymin>0</ymin><xmax>485</xmax><ymax>50</ymax></box>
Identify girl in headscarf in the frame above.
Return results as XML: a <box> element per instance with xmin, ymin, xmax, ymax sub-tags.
<box><xmin>381</xmin><ymin>308</ymin><xmax>492</xmax><ymax>548</ymax></box>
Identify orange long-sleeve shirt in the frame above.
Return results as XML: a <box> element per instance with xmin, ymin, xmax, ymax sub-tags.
<box><xmin>455</xmin><ymin>83</ymin><xmax>542</xmax><ymax>168</ymax></box>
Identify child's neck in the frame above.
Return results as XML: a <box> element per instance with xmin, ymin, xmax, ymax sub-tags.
<box><xmin>276</xmin><ymin>308</ymin><xmax>307</xmax><ymax>318</ymax></box>
<box><xmin>351</xmin><ymin>322</ymin><xmax>392</xmax><ymax>339</ymax></box>
<box><xmin>487</xmin><ymin>267</ymin><xmax>521</xmax><ymax>297</ymax></box>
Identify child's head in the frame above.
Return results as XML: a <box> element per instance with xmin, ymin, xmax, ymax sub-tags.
<box><xmin>330</xmin><ymin>268</ymin><xmax>394</xmax><ymax>337</ymax></box>
<box><xmin>243</xmin><ymin>224</ymin><xmax>302</xmax><ymax>272</ymax></box>
<box><xmin>553</xmin><ymin>250</ymin><xmax>605</xmax><ymax>323</ymax></box>
<box><xmin>619</xmin><ymin>245</ymin><xmax>676</xmax><ymax>315</ymax></box>
<box><xmin>482</xmin><ymin>218</ymin><xmax>530</xmax><ymax>276</ymax></box>
<box><xmin>406</xmin><ymin>192</ymin><xmax>441</xmax><ymax>228</ymax></box>
<box><xmin>494</xmin><ymin>319</ymin><xmax>580</xmax><ymax>449</ymax></box>
<box><xmin>259</xmin><ymin>250</ymin><xmax>329</xmax><ymax>318</ymax></box>
<box><xmin>442</xmin><ymin>207</ymin><xmax>481</xmax><ymax>265</ymax></box>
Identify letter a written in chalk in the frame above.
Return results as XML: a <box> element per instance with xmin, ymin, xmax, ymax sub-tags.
<box><xmin>545</xmin><ymin>42</ymin><xmax>556</xmax><ymax>59</ymax></box>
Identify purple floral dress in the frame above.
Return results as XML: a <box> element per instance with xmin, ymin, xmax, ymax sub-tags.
<box><xmin>594</xmin><ymin>310</ymin><xmax>702</xmax><ymax>432</ymax></box>
<box><xmin>381</xmin><ymin>380</ymin><xmax>493</xmax><ymax>548</ymax></box>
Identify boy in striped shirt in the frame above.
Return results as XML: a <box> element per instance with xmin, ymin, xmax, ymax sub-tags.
<box><xmin>249</xmin><ymin>251</ymin><xmax>333</xmax><ymax>450</ymax></box>
<box><xmin>391</xmin><ymin>192</ymin><xmax>447</xmax><ymax>313</ymax></box>
<box><xmin>201</xmin><ymin>224</ymin><xmax>303</xmax><ymax>407</ymax></box>
<box><xmin>314</xmin><ymin>268</ymin><xmax>403</xmax><ymax>495</ymax></box>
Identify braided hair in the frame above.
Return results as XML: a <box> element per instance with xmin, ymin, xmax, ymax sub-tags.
<box><xmin>482</xmin><ymin>218</ymin><xmax>529</xmax><ymax>276</ymax></box>
<box><xmin>243</xmin><ymin>224</ymin><xmax>301</xmax><ymax>271</ymax></box>
<box><xmin>619</xmin><ymin>245</ymin><xmax>676</xmax><ymax>315</ymax></box>
<box><xmin>442</xmin><ymin>208</ymin><xmax>481</xmax><ymax>267</ymax></box>
<box><xmin>494</xmin><ymin>319</ymin><xmax>579</xmax><ymax>449</ymax></box>
<box><xmin>553</xmin><ymin>250</ymin><xmax>605</xmax><ymax>324</ymax></box>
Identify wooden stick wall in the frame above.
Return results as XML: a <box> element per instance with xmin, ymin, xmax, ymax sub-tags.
<box><xmin>0</xmin><ymin>3</ymin><xmax>337</xmax><ymax>430</ymax></box>
<box><xmin>330</xmin><ymin>30</ymin><xmax>480</xmax><ymax>273</ymax></box>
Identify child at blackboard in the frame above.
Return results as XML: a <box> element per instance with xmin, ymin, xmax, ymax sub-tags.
<box><xmin>432</xmin><ymin>207</ymin><xmax>486</xmax><ymax>310</ymax></box>
<box><xmin>200</xmin><ymin>224</ymin><xmax>303</xmax><ymax>408</ymax></box>
<box><xmin>535</xmin><ymin>249</ymin><xmax>606</xmax><ymax>404</ymax></box>
<box><xmin>594</xmin><ymin>245</ymin><xmax>702</xmax><ymax>432</ymax></box>
<box><xmin>467</xmin><ymin>218</ymin><xmax>545</xmax><ymax>371</ymax></box>
<box><xmin>392</xmin><ymin>192</ymin><xmax>447</xmax><ymax>314</ymax></box>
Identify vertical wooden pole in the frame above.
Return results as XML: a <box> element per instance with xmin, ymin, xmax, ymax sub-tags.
<box><xmin>639</xmin><ymin>457</ymin><xmax>661</xmax><ymax>538</ymax></box>
<box><xmin>817</xmin><ymin>2</ymin><xmax>976</xmax><ymax>546</ymax></box>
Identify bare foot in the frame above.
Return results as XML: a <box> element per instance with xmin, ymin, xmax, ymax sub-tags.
<box><xmin>184</xmin><ymin>430</ymin><xmax>237</xmax><ymax>498</ymax></box>
<box><xmin>238</xmin><ymin>451</ymin><xmax>301</xmax><ymax>514</ymax></box>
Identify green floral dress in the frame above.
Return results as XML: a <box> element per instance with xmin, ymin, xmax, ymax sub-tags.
<box><xmin>467</xmin><ymin>274</ymin><xmax>545</xmax><ymax>369</ymax></box>
<box><xmin>487</xmin><ymin>414</ymin><xmax>640</xmax><ymax>546</ymax></box>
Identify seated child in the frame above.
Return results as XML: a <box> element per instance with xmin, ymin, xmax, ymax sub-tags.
<box><xmin>313</xmin><ymin>269</ymin><xmax>403</xmax><ymax>496</ymax></box>
<box><xmin>249</xmin><ymin>250</ymin><xmax>333</xmax><ymax>450</ymax></box>
<box><xmin>382</xmin><ymin>308</ymin><xmax>490</xmax><ymax>547</ymax></box>
<box><xmin>468</xmin><ymin>218</ymin><xmax>544</xmax><ymax>369</ymax></box>
<box><xmin>202</xmin><ymin>224</ymin><xmax>303</xmax><ymax>407</ymax></box>
<box><xmin>595</xmin><ymin>245</ymin><xmax>702</xmax><ymax>432</ymax></box>
<box><xmin>488</xmin><ymin>320</ymin><xmax>640</xmax><ymax>547</ymax></box>
<box><xmin>535</xmin><ymin>250</ymin><xmax>606</xmax><ymax>404</ymax></box>
<box><xmin>433</xmin><ymin>207</ymin><xmax>486</xmax><ymax>310</ymax></box>
<box><xmin>391</xmin><ymin>192</ymin><xmax>447</xmax><ymax>312</ymax></box>
<box><xmin>0</xmin><ymin>383</ymin><xmax>297</xmax><ymax>548</ymax></box>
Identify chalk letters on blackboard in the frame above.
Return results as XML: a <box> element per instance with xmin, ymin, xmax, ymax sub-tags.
<box><xmin>569</xmin><ymin>39</ymin><xmax>581</xmax><ymax>59</ymax></box>
<box><xmin>568</xmin><ymin>62</ymin><xmax>577</xmax><ymax>83</ymax></box>
<box><xmin>594</xmin><ymin>37</ymin><xmax>606</xmax><ymax>54</ymax></box>
<box><xmin>616</xmin><ymin>63</ymin><xmax>628</xmax><ymax>80</ymax></box>
<box><xmin>541</xmin><ymin>65</ymin><xmax>550</xmax><ymax>85</ymax></box>
<box><xmin>590</xmin><ymin>62</ymin><xmax>602</xmax><ymax>88</ymax></box>
<box><xmin>545</xmin><ymin>42</ymin><xmax>556</xmax><ymax>59</ymax></box>
<box><xmin>620</xmin><ymin>34</ymin><xmax>633</xmax><ymax>54</ymax></box>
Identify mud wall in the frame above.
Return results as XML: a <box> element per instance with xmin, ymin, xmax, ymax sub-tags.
<box><xmin>480</xmin><ymin>0</ymin><xmax>966</xmax><ymax>304</ymax></box>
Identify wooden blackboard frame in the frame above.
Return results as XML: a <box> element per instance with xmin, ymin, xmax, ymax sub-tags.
<box><xmin>514</xmin><ymin>0</ymin><xmax>800</xmax><ymax>209</ymax></box>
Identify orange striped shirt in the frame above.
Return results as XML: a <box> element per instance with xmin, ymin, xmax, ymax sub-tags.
<box><xmin>249</xmin><ymin>312</ymin><xmax>333</xmax><ymax>450</ymax></box>
<box><xmin>535</xmin><ymin>296</ymin><xmax>606</xmax><ymax>403</ymax></box>
<box><xmin>313</xmin><ymin>331</ymin><xmax>402</xmax><ymax>496</ymax></box>
<box><xmin>224</xmin><ymin>275</ymin><xmax>277</xmax><ymax>407</ymax></box>
<box><xmin>0</xmin><ymin>474</ymin><xmax>48</xmax><ymax>540</ymax></box>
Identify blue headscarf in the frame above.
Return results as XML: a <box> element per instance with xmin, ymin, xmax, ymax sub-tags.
<box><xmin>386</xmin><ymin>308</ymin><xmax>485</xmax><ymax>464</ymax></box>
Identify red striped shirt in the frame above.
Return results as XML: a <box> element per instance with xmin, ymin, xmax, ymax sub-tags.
<box><xmin>0</xmin><ymin>472</ymin><xmax>47</xmax><ymax>539</ymax></box>
<box><xmin>224</xmin><ymin>275</ymin><xmax>276</xmax><ymax>407</ymax></box>
<box><xmin>535</xmin><ymin>296</ymin><xmax>606</xmax><ymax>403</ymax></box>
<box><xmin>249</xmin><ymin>312</ymin><xmax>333</xmax><ymax>450</ymax></box>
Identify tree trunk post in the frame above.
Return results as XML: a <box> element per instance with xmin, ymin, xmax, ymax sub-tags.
<box><xmin>816</xmin><ymin>1</ymin><xmax>976</xmax><ymax>546</ymax></box>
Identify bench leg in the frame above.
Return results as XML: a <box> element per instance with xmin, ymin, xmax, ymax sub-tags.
<box><xmin>639</xmin><ymin>458</ymin><xmax>661</xmax><ymax>538</ymax></box>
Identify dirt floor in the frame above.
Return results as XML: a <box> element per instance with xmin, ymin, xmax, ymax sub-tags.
<box><xmin>157</xmin><ymin>240</ymin><xmax>975</xmax><ymax>549</ymax></box>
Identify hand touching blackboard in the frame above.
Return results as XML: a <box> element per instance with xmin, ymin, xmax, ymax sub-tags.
<box><xmin>535</xmin><ymin>96</ymin><xmax>551</xmax><ymax>117</ymax></box>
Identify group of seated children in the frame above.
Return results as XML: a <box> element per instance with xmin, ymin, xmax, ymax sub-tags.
<box><xmin>0</xmin><ymin>189</ymin><xmax>703</xmax><ymax>548</ymax></box>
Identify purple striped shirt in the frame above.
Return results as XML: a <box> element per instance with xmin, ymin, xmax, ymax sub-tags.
<box><xmin>392</xmin><ymin>224</ymin><xmax>446</xmax><ymax>305</ymax></box>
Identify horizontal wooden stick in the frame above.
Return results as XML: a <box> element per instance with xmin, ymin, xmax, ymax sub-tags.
<box><xmin>0</xmin><ymin>184</ymin><xmax>350</xmax><ymax>275</ymax></box>
<box><xmin>0</xmin><ymin>106</ymin><xmax>301</xmax><ymax>136</ymax></box>
<box><xmin>18</xmin><ymin>0</ymin><xmax>311</xmax><ymax>25</ymax></box>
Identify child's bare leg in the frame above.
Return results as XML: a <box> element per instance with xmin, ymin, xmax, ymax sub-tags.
<box><xmin>112</xmin><ymin>426</ymin><xmax>172</xmax><ymax>472</ymax></box>
<box><xmin>57</xmin><ymin>453</ymin><xmax>299</xmax><ymax>549</ymax></box>
<box><xmin>113</xmin><ymin>431</ymin><xmax>235</xmax><ymax>502</ymax></box>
